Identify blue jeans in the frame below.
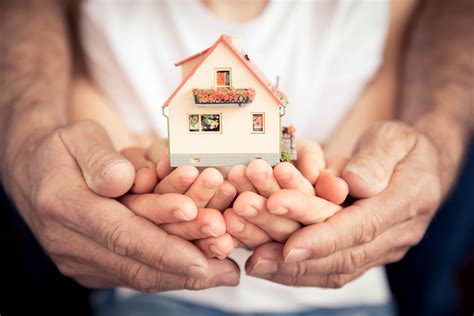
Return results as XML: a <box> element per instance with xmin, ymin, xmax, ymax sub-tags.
<box><xmin>92</xmin><ymin>289</ymin><xmax>396</xmax><ymax>316</ymax></box>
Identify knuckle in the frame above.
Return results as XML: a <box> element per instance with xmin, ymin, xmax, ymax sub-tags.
<box><xmin>35</xmin><ymin>185</ymin><xmax>60</xmax><ymax>218</ymax></box>
<box><xmin>326</xmin><ymin>274</ymin><xmax>349</xmax><ymax>289</ymax></box>
<box><xmin>120</xmin><ymin>260</ymin><xmax>155</xmax><ymax>293</ymax></box>
<box><xmin>106</xmin><ymin>220</ymin><xmax>135</xmax><ymax>257</ymax></box>
<box><xmin>184</xmin><ymin>277</ymin><xmax>207</xmax><ymax>291</ymax></box>
<box><xmin>419</xmin><ymin>177</ymin><xmax>442</xmax><ymax>216</ymax></box>
<box><xmin>405</xmin><ymin>223</ymin><xmax>427</xmax><ymax>247</ymax></box>
<box><xmin>56</xmin><ymin>261</ymin><xmax>76</xmax><ymax>278</ymax></box>
<box><xmin>359</xmin><ymin>211</ymin><xmax>383</xmax><ymax>244</ymax></box>
<box><xmin>76</xmin><ymin>278</ymin><xmax>107</xmax><ymax>289</ymax></box>
<box><xmin>42</xmin><ymin>230</ymin><xmax>67</xmax><ymax>256</ymax></box>
<box><xmin>389</xmin><ymin>249</ymin><xmax>408</xmax><ymax>263</ymax></box>
<box><xmin>286</xmin><ymin>261</ymin><xmax>308</xmax><ymax>278</ymax></box>
<box><xmin>340</xmin><ymin>248</ymin><xmax>364</xmax><ymax>274</ymax></box>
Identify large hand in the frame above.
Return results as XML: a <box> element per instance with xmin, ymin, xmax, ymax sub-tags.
<box><xmin>246</xmin><ymin>122</ymin><xmax>441</xmax><ymax>288</ymax></box>
<box><xmin>3</xmin><ymin>121</ymin><xmax>239</xmax><ymax>291</ymax></box>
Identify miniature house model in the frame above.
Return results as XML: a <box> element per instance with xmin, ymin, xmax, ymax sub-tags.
<box><xmin>163</xmin><ymin>34</ymin><xmax>289</xmax><ymax>167</ymax></box>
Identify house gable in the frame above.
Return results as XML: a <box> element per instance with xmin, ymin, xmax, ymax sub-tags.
<box><xmin>163</xmin><ymin>34</ymin><xmax>287</xmax><ymax>109</ymax></box>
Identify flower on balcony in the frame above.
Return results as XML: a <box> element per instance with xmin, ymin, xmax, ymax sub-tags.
<box><xmin>193</xmin><ymin>88</ymin><xmax>256</xmax><ymax>105</ymax></box>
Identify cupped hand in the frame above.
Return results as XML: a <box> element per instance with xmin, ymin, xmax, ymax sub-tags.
<box><xmin>121</xmin><ymin>142</ymin><xmax>236</xmax><ymax>259</ymax></box>
<box><xmin>226</xmin><ymin>139</ymin><xmax>348</xmax><ymax>249</ymax></box>
<box><xmin>246</xmin><ymin>122</ymin><xmax>441</xmax><ymax>288</ymax></box>
<box><xmin>3</xmin><ymin>121</ymin><xmax>239</xmax><ymax>291</ymax></box>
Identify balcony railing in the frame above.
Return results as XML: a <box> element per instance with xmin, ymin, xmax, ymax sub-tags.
<box><xmin>193</xmin><ymin>88</ymin><xmax>255</xmax><ymax>106</ymax></box>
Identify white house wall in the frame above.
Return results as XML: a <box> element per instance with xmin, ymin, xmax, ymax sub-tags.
<box><xmin>168</xmin><ymin>43</ymin><xmax>281</xmax><ymax>161</ymax></box>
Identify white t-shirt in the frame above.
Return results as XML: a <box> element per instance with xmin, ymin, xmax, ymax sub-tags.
<box><xmin>81</xmin><ymin>0</ymin><xmax>391</xmax><ymax>313</ymax></box>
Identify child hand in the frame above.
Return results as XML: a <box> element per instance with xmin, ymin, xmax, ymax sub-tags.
<box><xmin>225</xmin><ymin>139</ymin><xmax>349</xmax><ymax>250</ymax></box>
<box><xmin>120</xmin><ymin>143</ymin><xmax>236</xmax><ymax>259</ymax></box>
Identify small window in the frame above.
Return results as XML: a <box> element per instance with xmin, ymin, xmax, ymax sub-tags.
<box><xmin>201</xmin><ymin>114</ymin><xmax>221</xmax><ymax>132</ymax></box>
<box><xmin>252</xmin><ymin>113</ymin><xmax>265</xmax><ymax>133</ymax></box>
<box><xmin>187</xmin><ymin>114</ymin><xmax>221</xmax><ymax>133</ymax></box>
<box><xmin>188</xmin><ymin>114</ymin><xmax>200</xmax><ymax>132</ymax></box>
<box><xmin>215</xmin><ymin>69</ymin><xmax>231</xmax><ymax>87</ymax></box>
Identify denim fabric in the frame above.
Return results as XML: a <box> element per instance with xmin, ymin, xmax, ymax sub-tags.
<box><xmin>387</xmin><ymin>142</ymin><xmax>474</xmax><ymax>316</ymax></box>
<box><xmin>92</xmin><ymin>289</ymin><xmax>396</xmax><ymax>316</ymax></box>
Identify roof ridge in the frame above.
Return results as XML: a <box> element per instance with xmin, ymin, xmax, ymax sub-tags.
<box><xmin>162</xmin><ymin>34</ymin><xmax>287</xmax><ymax>108</ymax></box>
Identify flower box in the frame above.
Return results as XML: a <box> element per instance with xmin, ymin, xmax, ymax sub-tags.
<box><xmin>193</xmin><ymin>88</ymin><xmax>255</xmax><ymax>106</ymax></box>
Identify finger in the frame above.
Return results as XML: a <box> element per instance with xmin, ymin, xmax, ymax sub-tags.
<box><xmin>160</xmin><ymin>208</ymin><xmax>226</xmax><ymax>240</ymax></box>
<box><xmin>59</xmin><ymin>120</ymin><xmax>135</xmax><ymax>197</ymax></box>
<box><xmin>273</xmin><ymin>162</ymin><xmax>315</xmax><ymax>196</ymax></box>
<box><xmin>121</xmin><ymin>193</ymin><xmax>197</xmax><ymax>224</ymax></box>
<box><xmin>61</xmin><ymin>187</ymin><xmax>211</xmax><ymax>279</ymax></box>
<box><xmin>227</xmin><ymin>164</ymin><xmax>257</xmax><ymax>193</ymax></box>
<box><xmin>259</xmin><ymin>217</ymin><xmax>426</xmax><ymax>277</ymax></box>
<box><xmin>145</xmin><ymin>138</ymin><xmax>169</xmax><ymax>165</ymax></box>
<box><xmin>267</xmin><ymin>189</ymin><xmax>342</xmax><ymax>225</ymax></box>
<box><xmin>185</xmin><ymin>168</ymin><xmax>224</xmax><ymax>208</ymax></box>
<box><xmin>194</xmin><ymin>234</ymin><xmax>235</xmax><ymax>260</ymax></box>
<box><xmin>122</xmin><ymin>147</ymin><xmax>158</xmax><ymax>193</ymax></box>
<box><xmin>246</xmin><ymin>242</ymin><xmax>402</xmax><ymax>288</ymax></box>
<box><xmin>315</xmin><ymin>171</ymin><xmax>349</xmax><ymax>205</ymax></box>
<box><xmin>53</xmin><ymin>224</ymin><xmax>240</xmax><ymax>291</ymax></box>
<box><xmin>223</xmin><ymin>209</ymin><xmax>271</xmax><ymax>249</ymax></box>
<box><xmin>154</xmin><ymin>165</ymin><xmax>199</xmax><ymax>194</ymax></box>
<box><xmin>295</xmin><ymin>139</ymin><xmax>325</xmax><ymax>185</ymax></box>
<box><xmin>342</xmin><ymin>122</ymin><xmax>418</xmax><ymax>198</ymax></box>
<box><xmin>245</xmin><ymin>159</ymin><xmax>280</xmax><ymax>197</ymax></box>
<box><xmin>207</xmin><ymin>180</ymin><xmax>237</xmax><ymax>211</ymax></box>
<box><xmin>283</xmin><ymin>175</ymin><xmax>436</xmax><ymax>263</ymax></box>
<box><xmin>233</xmin><ymin>191</ymin><xmax>301</xmax><ymax>242</ymax></box>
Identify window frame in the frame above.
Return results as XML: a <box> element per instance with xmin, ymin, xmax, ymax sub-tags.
<box><xmin>251</xmin><ymin>112</ymin><xmax>265</xmax><ymax>134</ymax></box>
<box><xmin>214</xmin><ymin>68</ymin><xmax>232</xmax><ymax>88</ymax></box>
<box><xmin>187</xmin><ymin>113</ymin><xmax>222</xmax><ymax>134</ymax></box>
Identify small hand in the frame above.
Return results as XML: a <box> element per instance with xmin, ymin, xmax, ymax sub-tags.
<box><xmin>122</xmin><ymin>144</ymin><xmax>235</xmax><ymax>259</ymax></box>
<box><xmin>225</xmin><ymin>139</ymin><xmax>342</xmax><ymax>248</ymax></box>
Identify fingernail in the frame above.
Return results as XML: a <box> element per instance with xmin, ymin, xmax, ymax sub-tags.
<box><xmin>186</xmin><ymin>265</ymin><xmax>207</xmax><ymax>279</ymax></box>
<box><xmin>249</xmin><ymin>259</ymin><xmax>278</xmax><ymax>275</ymax></box>
<box><xmin>229</xmin><ymin>220</ymin><xmax>245</xmax><ymax>233</ymax></box>
<box><xmin>240</xmin><ymin>207</ymin><xmax>257</xmax><ymax>217</ymax></box>
<box><xmin>285</xmin><ymin>248</ymin><xmax>311</xmax><ymax>263</ymax></box>
<box><xmin>100</xmin><ymin>160</ymin><xmax>129</xmax><ymax>178</ymax></box>
<box><xmin>200</xmin><ymin>225</ymin><xmax>219</xmax><ymax>237</ymax></box>
<box><xmin>345</xmin><ymin>165</ymin><xmax>376</xmax><ymax>185</ymax></box>
<box><xmin>172</xmin><ymin>209</ymin><xmax>192</xmax><ymax>221</ymax></box>
<box><xmin>216</xmin><ymin>272</ymin><xmax>240</xmax><ymax>286</ymax></box>
<box><xmin>136</xmin><ymin>167</ymin><xmax>148</xmax><ymax>176</ymax></box>
<box><xmin>209</xmin><ymin>244</ymin><xmax>226</xmax><ymax>259</ymax></box>
<box><xmin>271</xmin><ymin>207</ymin><xmax>289</xmax><ymax>215</ymax></box>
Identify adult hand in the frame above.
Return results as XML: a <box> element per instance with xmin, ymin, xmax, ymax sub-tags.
<box><xmin>2</xmin><ymin>120</ymin><xmax>239</xmax><ymax>291</ymax></box>
<box><xmin>246</xmin><ymin>122</ymin><xmax>441</xmax><ymax>288</ymax></box>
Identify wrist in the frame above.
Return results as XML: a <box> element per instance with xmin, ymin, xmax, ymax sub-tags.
<box><xmin>413</xmin><ymin>111</ymin><xmax>471</xmax><ymax>197</ymax></box>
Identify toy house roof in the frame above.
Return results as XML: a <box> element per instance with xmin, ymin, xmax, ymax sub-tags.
<box><xmin>162</xmin><ymin>34</ymin><xmax>287</xmax><ymax>108</ymax></box>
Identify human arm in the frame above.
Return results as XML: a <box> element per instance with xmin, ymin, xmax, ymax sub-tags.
<box><xmin>0</xmin><ymin>0</ymin><xmax>238</xmax><ymax>290</ymax></box>
<box><xmin>246</xmin><ymin>0</ymin><xmax>473</xmax><ymax>286</ymax></box>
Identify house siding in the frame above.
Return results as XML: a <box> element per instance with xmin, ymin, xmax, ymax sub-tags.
<box><xmin>170</xmin><ymin>153</ymin><xmax>280</xmax><ymax>167</ymax></box>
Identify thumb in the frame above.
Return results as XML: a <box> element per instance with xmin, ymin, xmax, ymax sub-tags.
<box><xmin>59</xmin><ymin>121</ymin><xmax>135</xmax><ymax>197</ymax></box>
<box><xmin>342</xmin><ymin>122</ymin><xmax>418</xmax><ymax>198</ymax></box>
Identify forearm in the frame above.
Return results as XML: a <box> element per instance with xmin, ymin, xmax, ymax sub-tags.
<box><xmin>0</xmin><ymin>0</ymin><xmax>71</xmax><ymax>180</ymax></box>
<box><xmin>399</xmin><ymin>0</ymin><xmax>474</xmax><ymax>196</ymax></box>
